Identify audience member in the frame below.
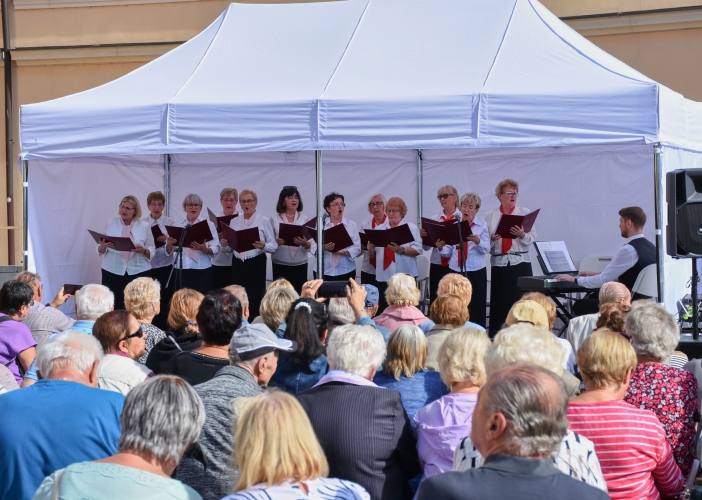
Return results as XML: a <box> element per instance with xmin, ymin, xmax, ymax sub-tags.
<box><xmin>124</xmin><ymin>277</ymin><xmax>166</xmax><ymax>364</ymax></box>
<box><xmin>569</xmin><ymin>329</ymin><xmax>685</xmax><ymax>500</ymax></box>
<box><xmin>373</xmin><ymin>324</ymin><xmax>448</xmax><ymax>425</ymax></box>
<box><xmin>374</xmin><ymin>273</ymin><xmax>434</xmax><ymax>334</ymax></box>
<box><xmin>259</xmin><ymin>286</ymin><xmax>298</xmax><ymax>334</ymax></box>
<box><xmin>596</xmin><ymin>302</ymin><xmax>630</xmax><ymax>332</ymax></box>
<box><xmin>0</xmin><ymin>364</ymin><xmax>18</xmax><ymax>393</ymax></box>
<box><xmin>361</xmin><ymin>283</ymin><xmax>391</xmax><ymax>340</ymax></box>
<box><xmin>0</xmin><ymin>332</ymin><xmax>123</xmax><ymax>500</ymax></box>
<box><xmin>221</xmin><ymin>391</ymin><xmax>369</xmax><ymax>500</ymax></box>
<box><xmin>93</xmin><ymin>309</ymin><xmax>153</xmax><ymax>394</ymax></box>
<box><xmin>146</xmin><ymin>288</ymin><xmax>204</xmax><ymax>373</ymax></box>
<box><xmin>225</xmin><ymin>285</ymin><xmax>250</xmax><ymax>326</ymax></box>
<box><xmin>425</xmin><ymin>294</ymin><xmax>468</xmax><ymax>370</ymax></box>
<box><xmin>329</xmin><ymin>297</ymin><xmax>356</xmax><ymax>328</ymax></box>
<box><xmin>269</xmin><ymin>298</ymin><xmax>331</xmax><ymax>394</ymax></box>
<box><xmin>436</xmin><ymin>273</ymin><xmax>485</xmax><ymax>331</ymax></box>
<box><xmin>418</xmin><ymin>364</ymin><xmax>609</xmax><ymax>500</ymax></box>
<box><xmin>297</xmin><ymin>324</ymin><xmax>421</xmax><ymax>500</ymax></box>
<box><xmin>267</xmin><ymin>277</ymin><xmax>296</xmax><ymax>292</ymax></box>
<box><xmin>168</xmin><ymin>289</ymin><xmax>242</xmax><ymax>385</ymax></box>
<box><xmin>415</xmin><ymin>328</ymin><xmax>489</xmax><ymax>479</ymax></box>
<box><xmin>178</xmin><ymin>324</ymin><xmax>296</xmax><ymax>500</ymax></box>
<box><xmin>623</xmin><ymin>301</ymin><xmax>699</xmax><ymax>478</ymax></box>
<box><xmin>0</xmin><ymin>280</ymin><xmax>37</xmax><ymax>386</ymax></box>
<box><xmin>14</xmin><ymin>271</ymin><xmax>73</xmax><ymax>345</ymax></box>
<box><xmin>568</xmin><ymin>281</ymin><xmax>630</xmax><ymax>352</ymax></box>
<box><xmin>33</xmin><ymin>375</ymin><xmax>204</xmax><ymax>500</ymax></box>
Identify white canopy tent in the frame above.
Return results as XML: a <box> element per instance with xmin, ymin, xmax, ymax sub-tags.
<box><xmin>19</xmin><ymin>0</ymin><xmax>702</xmax><ymax>312</ymax></box>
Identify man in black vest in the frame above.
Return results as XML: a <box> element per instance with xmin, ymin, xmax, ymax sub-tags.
<box><xmin>557</xmin><ymin>207</ymin><xmax>656</xmax><ymax>313</ymax></box>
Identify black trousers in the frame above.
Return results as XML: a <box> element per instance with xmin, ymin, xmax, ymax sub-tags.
<box><xmin>465</xmin><ymin>267</ymin><xmax>488</xmax><ymax>329</ymax></box>
<box><xmin>102</xmin><ymin>268</ymin><xmax>152</xmax><ymax>310</ymax></box>
<box><xmin>212</xmin><ymin>264</ymin><xmax>234</xmax><ymax>290</ymax></box>
<box><xmin>273</xmin><ymin>262</ymin><xmax>309</xmax><ymax>295</ymax></box>
<box><xmin>489</xmin><ymin>261</ymin><xmax>532</xmax><ymax>336</ymax></box>
<box><xmin>151</xmin><ymin>266</ymin><xmax>174</xmax><ymax>330</ymax></box>
<box><xmin>232</xmin><ymin>253</ymin><xmax>267</xmax><ymax>318</ymax></box>
<box><xmin>429</xmin><ymin>263</ymin><xmax>457</xmax><ymax>304</ymax></box>
<box><xmin>178</xmin><ymin>267</ymin><xmax>214</xmax><ymax>296</ymax></box>
<box><xmin>361</xmin><ymin>271</ymin><xmax>389</xmax><ymax>313</ymax></box>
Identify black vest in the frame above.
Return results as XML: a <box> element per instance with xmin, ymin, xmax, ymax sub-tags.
<box><xmin>617</xmin><ymin>237</ymin><xmax>656</xmax><ymax>292</ymax></box>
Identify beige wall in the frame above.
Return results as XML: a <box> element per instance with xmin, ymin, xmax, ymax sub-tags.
<box><xmin>2</xmin><ymin>0</ymin><xmax>702</xmax><ymax>264</ymax></box>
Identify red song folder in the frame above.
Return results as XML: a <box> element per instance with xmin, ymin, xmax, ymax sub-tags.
<box><xmin>278</xmin><ymin>223</ymin><xmax>315</xmax><ymax>247</ymax></box>
<box><xmin>150</xmin><ymin>224</ymin><xmax>167</xmax><ymax>249</ymax></box>
<box><xmin>219</xmin><ymin>222</ymin><xmax>260</xmax><ymax>253</ymax></box>
<box><xmin>207</xmin><ymin>207</ymin><xmax>238</xmax><ymax>229</ymax></box>
<box><xmin>363</xmin><ymin>224</ymin><xmax>415</xmax><ymax>247</ymax></box>
<box><xmin>420</xmin><ymin>218</ymin><xmax>473</xmax><ymax>247</ymax></box>
<box><xmin>324</xmin><ymin>224</ymin><xmax>354</xmax><ymax>251</ymax></box>
<box><xmin>165</xmin><ymin>220</ymin><xmax>215</xmax><ymax>247</ymax></box>
<box><xmin>88</xmin><ymin>230</ymin><xmax>136</xmax><ymax>252</ymax></box>
<box><xmin>494</xmin><ymin>209</ymin><xmax>540</xmax><ymax>239</ymax></box>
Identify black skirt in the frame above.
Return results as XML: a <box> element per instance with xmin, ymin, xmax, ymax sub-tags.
<box><xmin>272</xmin><ymin>262</ymin><xmax>309</xmax><ymax>295</ymax></box>
<box><xmin>361</xmin><ymin>271</ymin><xmax>389</xmax><ymax>313</ymax></box>
<box><xmin>231</xmin><ymin>253</ymin><xmax>267</xmax><ymax>318</ymax></box>
<box><xmin>178</xmin><ymin>267</ymin><xmax>214</xmax><ymax>296</ymax></box>
<box><xmin>212</xmin><ymin>265</ymin><xmax>234</xmax><ymax>290</ymax></box>
<box><xmin>488</xmin><ymin>261</ymin><xmax>532</xmax><ymax>336</ymax></box>
<box><xmin>429</xmin><ymin>263</ymin><xmax>457</xmax><ymax>304</ymax></box>
<box><xmin>151</xmin><ymin>265</ymin><xmax>174</xmax><ymax>330</ymax></box>
<box><xmin>101</xmin><ymin>268</ymin><xmax>152</xmax><ymax>310</ymax></box>
<box><xmin>465</xmin><ymin>267</ymin><xmax>488</xmax><ymax>329</ymax></box>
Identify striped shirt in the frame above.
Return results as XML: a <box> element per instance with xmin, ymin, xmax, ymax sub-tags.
<box><xmin>567</xmin><ymin>400</ymin><xmax>684</xmax><ymax>500</ymax></box>
<box><xmin>221</xmin><ymin>477</ymin><xmax>369</xmax><ymax>500</ymax></box>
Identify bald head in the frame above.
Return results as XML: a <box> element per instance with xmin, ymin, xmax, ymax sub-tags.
<box><xmin>599</xmin><ymin>282</ymin><xmax>631</xmax><ymax>307</ymax></box>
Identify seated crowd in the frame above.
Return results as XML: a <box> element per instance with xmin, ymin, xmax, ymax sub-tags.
<box><xmin>0</xmin><ymin>269</ymin><xmax>699</xmax><ymax>500</ymax></box>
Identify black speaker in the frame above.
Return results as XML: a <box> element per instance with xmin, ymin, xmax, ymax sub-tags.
<box><xmin>666</xmin><ymin>169</ymin><xmax>702</xmax><ymax>258</ymax></box>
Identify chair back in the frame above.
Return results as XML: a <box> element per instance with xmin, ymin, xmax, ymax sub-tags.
<box><xmin>632</xmin><ymin>263</ymin><xmax>658</xmax><ymax>299</ymax></box>
<box><xmin>579</xmin><ymin>255</ymin><xmax>613</xmax><ymax>273</ymax></box>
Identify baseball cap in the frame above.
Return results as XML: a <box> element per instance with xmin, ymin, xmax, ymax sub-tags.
<box><xmin>505</xmin><ymin>300</ymin><xmax>549</xmax><ymax>329</ymax></box>
<box><xmin>363</xmin><ymin>284</ymin><xmax>379</xmax><ymax>307</ymax></box>
<box><xmin>229</xmin><ymin>323</ymin><xmax>297</xmax><ymax>360</ymax></box>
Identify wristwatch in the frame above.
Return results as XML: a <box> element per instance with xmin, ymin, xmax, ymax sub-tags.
<box><xmin>400</xmin><ymin>247</ymin><xmax>406</xmax><ymax>255</ymax></box>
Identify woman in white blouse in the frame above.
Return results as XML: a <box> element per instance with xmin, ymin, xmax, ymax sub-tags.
<box><xmin>211</xmin><ymin>187</ymin><xmax>240</xmax><ymax>290</ymax></box>
<box><xmin>271</xmin><ymin>186</ymin><xmax>316</xmax><ymax>294</ymax></box>
<box><xmin>483</xmin><ymin>179</ymin><xmax>536</xmax><ymax>336</ymax></box>
<box><xmin>225</xmin><ymin>189</ymin><xmax>277</xmax><ymax>318</ymax></box>
<box><xmin>142</xmin><ymin>191</ymin><xmax>174</xmax><ymax>329</ymax></box>
<box><xmin>360</xmin><ymin>194</ymin><xmax>388</xmax><ymax>311</ymax></box>
<box><xmin>165</xmin><ymin>193</ymin><xmax>220</xmax><ymax>296</ymax></box>
<box><xmin>436</xmin><ymin>193</ymin><xmax>490</xmax><ymax>328</ymax></box>
<box><xmin>98</xmin><ymin>195</ymin><xmax>155</xmax><ymax>310</ymax></box>
<box><xmin>366</xmin><ymin>197</ymin><xmax>422</xmax><ymax>285</ymax></box>
<box><xmin>311</xmin><ymin>192</ymin><xmax>361</xmax><ymax>282</ymax></box>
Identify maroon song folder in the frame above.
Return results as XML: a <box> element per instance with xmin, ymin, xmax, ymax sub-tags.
<box><xmin>150</xmin><ymin>224</ymin><xmax>167</xmax><ymax>249</ymax></box>
<box><xmin>220</xmin><ymin>222</ymin><xmax>260</xmax><ymax>253</ymax></box>
<box><xmin>364</xmin><ymin>224</ymin><xmax>415</xmax><ymax>247</ymax></box>
<box><xmin>165</xmin><ymin>220</ymin><xmax>215</xmax><ymax>247</ymax></box>
<box><xmin>420</xmin><ymin>218</ymin><xmax>473</xmax><ymax>247</ymax></box>
<box><xmin>88</xmin><ymin>230</ymin><xmax>136</xmax><ymax>252</ymax></box>
<box><xmin>494</xmin><ymin>209</ymin><xmax>540</xmax><ymax>239</ymax></box>
<box><xmin>324</xmin><ymin>224</ymin><xmax>354</xmax><ymax>251</ymax></box>
<box><xmin>279</xmin><ymin>223</ymin><xmax>315</xmax><ymax>247</ymax></box>
<box><xmin>207</xmin><ymin>207</ymin><xmax>238</xmax><ymax>229</ymax></box>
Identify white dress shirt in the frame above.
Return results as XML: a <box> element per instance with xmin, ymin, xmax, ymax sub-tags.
<box><xmin>438</xmin><ymin>217</ymin><xmax>490</xmax><ymax>272</ymax></box>
<box><xmin>271</xmin><ymin>212</ymin><xmax>318</xmax><ymax>266</ymax></box>
<box><xmin>360</xmin><ymin>215</ymin><xmax>388</xmax><ymax>275</ymax></box>
<box><xmin>577</xmin><ymin>234</ymin><xmax>645</xmax><ymax>289</ymax></box>
<box><xmin>424</xmin><ymin>210</ymin><xmax>462</xmax><ymax>265</ymax></box>
<box><xmin>229</xmin><ymin>212</ymin><xmax>277</xmax><ymax>261</ymax></box>
<box><xmin>142</xmin><ymin>214</ymin><xmax>176</xmax><ymax>269</ymax></box>
<box><xmin>483</xmin><ymin>206</ymin><xmax>537</xmax><ymax>267</ymax></box>
<box><xmin>212</xmin><ymin>210</ymin><xmax>242</xmax><ymax>267</ymax></box>
<box><xmin>567</xmin><ymin>313</ymin><xmax>599</xmax><ymax>353</ymax></box>
<box><xmin>98</xmin><ymin>217</ymin><xmax>155</xmax><ymax>275</ymax></box>
<box><xmin>311</xmin><ymin>217</ymin><xmax>362</xmax><ymax>276</ymax></box>
<box><xmin>165</xmin><ymin>217</ymin><xmax>220</xmax><ymax>270</ymax></box>
<box><xmin>372</xmin><ymin>219</ymin><xmax>423</xmax><ymax>281</ymax></box>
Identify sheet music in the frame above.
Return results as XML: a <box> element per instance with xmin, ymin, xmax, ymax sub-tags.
<box><xmin>534</xmin><ymin>241</ymin><xmax>577</xmax><ymax>274</ymax></box>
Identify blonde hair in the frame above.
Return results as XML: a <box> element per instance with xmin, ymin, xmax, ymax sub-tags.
<box><xmin>437</xmin><ymin>273</ymin><xmax>473</xmax><ymax>307</ymax></box>
<box><xmin>386</xmin><ymin>197</ymin><xmax>408</xmax><ymax>218</ymax></box>
<box><xmin>234</xmin><ymin>391</ymin><xmax>328</xmax><ymax>491</ymax></box>
<box><xmin>385</xmin><ymin>273</ymin><xmax>420</xmax><ymax>307</ymax></box>
<box><xmin>430</xmin><ymin>293</ymin><xmax>468</xmax><ymax>327</ymax></box>
<box><xmin>495</xmin><ymin>179</ymin><xmax>519</xmax><ymax>199</ymax></box>
<box><xmin>239</xmin><ymin>189</ymin><xmax>258</xmax><ymax>203</ymax></box>
<box><xmin>367</xmin><ymin>193</ymin><xmax>387</xmax><ymax>214</ymax></box>
<box><xmin>460</xmin><ymin>192</ymin><xmax>481</xmax><ymax>209</ymax></box>
<box><xmin>267</xmin><ymin>278</ymin><xmax>295</xmax><ymax>292</ymax></box>
<box><xmin>437</xmin><ymin>185</ymin><xmax>459</xmax><ymax>209</ymax></box>
<box><xmin>120</xmin><ymin>195</ymin><xmax>142</xmax><ymax>219</ymax></box>
<box><xmin>260</xmin><ymin>287</ymin><xmax>299</xmax><ymax>332</ymax></box>
<box><xmin>438</xmin><ymin>327</ymin><xmax>490</xmax><ymax>387</ymax></box>
<box><xmin>220</xmin><ymin>188</ymin><xmax>238</xmax><ymax>201</ymax></box>
<box><xmin>124</xmin><ymin>278</ymin><xmax>161</xmax><ymax>320</ymax></box>
<box><xmin>521</xmin><ymin>292</ymin><xmax>556</xmax><ymax>330</ymax></box>
<box><xmin>383</xmin><ymin>325</ymin><xmax>427</xmax><ymax>380</ymax></box>
<box><xmin>168</xmin><ymin>288</ymin><xmax>204</xmax><ymax>332</ymax></box>
<box><xmin>485</xmin><ymin>323</ymin><xmax>565</xmax><ymax>378</ymax></box>
<box><xmin>577</xmin><ymin>328</ymin><xmax>637</xmax><ymax>390</ymax></box>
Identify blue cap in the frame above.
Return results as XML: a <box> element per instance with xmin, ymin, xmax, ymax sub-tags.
<box><xmin>363</xmin><ymin>284</ymin><xmax>380</xmax><ymax>307</ymax></box>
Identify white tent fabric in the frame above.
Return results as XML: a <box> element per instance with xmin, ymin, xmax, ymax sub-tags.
<box><xmin>19</xmin><ymin>0</ymin><xmax>702</xmax><ymax>158</ymax></box>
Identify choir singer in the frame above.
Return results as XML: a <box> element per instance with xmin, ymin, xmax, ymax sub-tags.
<box><xmin>211</xmin><ymin>188</ymin><xmax>240</xmax><ymax>290</ymax></box>
<box><xmin>142</xmin><ymin>191</ymin><xmax>174</xmax><ymax>328</ymax></box>
<box><xmin>312</xmin><ymin>192</ymin><xmax>361</xmax><ymax>282</ymax></box>
<box><xmin>360</xmin><ymin>193</ymin><xmax>388</xmax><ymax>311</ymax></box>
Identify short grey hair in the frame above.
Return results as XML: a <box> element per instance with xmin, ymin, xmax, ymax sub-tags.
<box><xmin>76</xmin><ymin>284</ymin><xmax>114</xmax><ymax>320</ymax></box>
<box><xmin>118</xmin><ymin>375</ymin><xmax>205</xmax><ymax>466</ymax></box>
<box><xmin>599</xmin><ymin>282</ymin><xmax>630</xmax><ymax>305</ymax></box>
<box><xmin>625</xmin><ymin>301</ymin><xmax>679</xmax><ymax>361</ymax></box>
<box><xmin>36</xmin><ymin>331</ymin><xmax>104</xmax><ymax>378</ymax></box>
<box><xmin>329</xmin><ymin>298</ymin><xmax>355</xmax><ymax>326</ymax></box>
<box><xmin>366</xmin><ymin>193</ymin><xmax>387</xmax><ymax>214</ymax></box>
<box><xmin>481</xmin><ymin>363</ymin><xmax>568</xmax><ymax>458</ymax></box>
<box><xmin>326</xmin><ymin>324</ymin><xmax>386</xmax><ymax>378</ymax></box>
<box><xmin>182</xmin><ymin>193</ymin><xmax>203</xmax><ymax>209</ymax></box>
<box><xmin>14</xmin><ymin>271</ymin><xmax>41</xmax><ymax>290</ymax></box>
<box><xmin>459</xmin><ymin>192</ymin><xmax>481</xmax><ymax>209</ymax></box>
<box><xmin>485</xmin><ymin>323</ymin><xmax>565</xmax><ymax>378</ymax></box>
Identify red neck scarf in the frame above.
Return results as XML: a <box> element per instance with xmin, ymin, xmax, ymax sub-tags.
<box><xmin>370</xmin><ymin>215</ymin><xmax>395</xmax><ymax>270</ymax></box>
<box><xmin>440</xmin><ymin>213</ymin><xmax>455</xmax><ymax>267</ymax></box>
<box><xmin>459</xmin><ymin>222</ymin><xmax>476</xmax><ymax>267</ymax></box>
<box><xmin>500</xmin><ymin>205</ymin><xmax>515</xmax><ymax>256</ymax></box>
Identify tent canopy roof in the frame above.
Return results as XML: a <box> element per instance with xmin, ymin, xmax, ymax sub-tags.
<box><xmin>19</xmin><ymin>0</ymin><xmax>702</xmax><ymax>159</ymax></box>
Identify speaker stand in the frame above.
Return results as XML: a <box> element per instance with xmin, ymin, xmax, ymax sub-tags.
<box><xmin>693</xmin><ymin>258</ymin><xmax>699</xmax><ymax>340</ymax></box>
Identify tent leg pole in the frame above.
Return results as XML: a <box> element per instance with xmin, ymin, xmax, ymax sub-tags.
<box><xmin>654</xmin><ymin>144</ymin><xmax>665</xmax><ymax>304</ymax></box>
<box><xmin>164</xmin><ymin>154</ymin><xmax>171</xmax><ymax>217</ymax></box>
<box><xmin>316</xmin><ymin>151</ymin><xmax>324</xmax><ymax>278</ymax></box>
<box><xmin>22</xmin><ymin>160</ymin><xmax>27</xmax><ymax>271</ymax></box>
<box><xmin>417</xmin><ymin>150</ymin><xmax>423</xmax><ymax>226</ymax></box>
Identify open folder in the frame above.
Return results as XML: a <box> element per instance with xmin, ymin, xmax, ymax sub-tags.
<box><xmin>420</xmin><ymin>218</ymin><xmax>473</xmax><ymax>247</ymax></box>
<box><xmin>219</xmin><ymin>222</ymin><xmax>260</xmax><ymax>253</ymax></box>
<box><xmin>207</xmin><ymin>207</ymin><xmax>238</xmax><ymax>229</ymax></box>
<box><xmin>88</xmin><ymin>230</ymin><xmax>136</xmax><ymax>252</ymax></box>
<box><xmin>164</xmin><ymin>220</ymin><xmax>215</xmax><ymax>247</ymax></box>
<box><xmin>150</xmin><ymin>225</ymin><xmax>167</xmax><ymax>249</ymax></box>
<box><xmin>494</xmin><ymin>209</ymin><xmax>540</xmax><ymax>239</ymax></box>
<box><xmin>363</xmin><ymin>224</ymin><xmax>415</xmax><ymax>247</ymax></box>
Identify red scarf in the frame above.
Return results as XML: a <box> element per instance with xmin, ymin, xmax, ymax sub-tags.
<box><xmin>369</xmin><ymin>215</ymin><xmax>395</xmax><ymax>270</ymax></box>
<box><xmin>500</xmin><ymin>205</ymin><xmax>515</xmax><ymax>256</ymax></box>
<box><xmin>440</xmin><ymin>214</ymin><xmax>455</xmax><ymax>267</ymax></box>
<box><xmin>459</xmin><ymin>222</ymin><xmax>476</xmax><ymax>267</ymax></box>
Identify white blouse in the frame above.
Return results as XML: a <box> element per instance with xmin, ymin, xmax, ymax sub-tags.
<box><xmin>98</xmin><ymin>217</ymin><xmax>155</xmax><ymax>276</ymax></box>
<box><xmin>438</xmin><ymin>217</ymin><xmax>490</xmax><ymax>272</ymax></box>
<box><xmin>311</xmin><ymin>217</ymin><xmax>362</xmax><ymax>277</ymax></box>
<box><xmin>212</xmin><ymin>210</ymin><xmax>242</xmax><ymax>267</ymax></box>
<box><xmin>371</xmin><ymin>219</ymin><xmax>423</xmax><ymax>281</ymax></box>
<box><xmin>360</xmin><ymin>215</ymin><xmax>388</xmax><ymax>275</ymax></box>
<box><xmin>271</xmin><ymin>212</ymin><xmax>318</xmax><ymax>266</ymax></box>
<box><xmin>142</xmin><ymin>214</ymin><xmax>175</xmax><ymax>269</ymax></box>
<box><xmin>228</xmin><ymin>212</ymin><xmax>277</xmax><ymax>261</ymax></box>
<box><xmin>483</xmin><ymin>206</ymin><xmax>537</xmax><ymax>267</ymax></box>
<box><xmin>424</xmin><ymin>209</ymin><xmax>462</xmax><ymax>265</ymax></box>
<box><xmin>165</xmin><ymin>217</ymin><xmax>220</xmax><ymax>270</ymax></box>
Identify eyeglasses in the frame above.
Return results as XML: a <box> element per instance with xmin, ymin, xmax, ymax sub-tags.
<box><xmin>386</xmin><ymin>209</ymin><xmax>401</xmax><ymax>214</ymax></box>
<box><xmin>221</xmin><ymin>198</ymin><xmax>237</xmax><ymax>203</ymax></box>
<box><xmin>501</xmin><ymin>192</ymin><xmax>519</xmax><ymax>197</ymax></box>
<box><xmin>461</xmin><ymin>204</ymin><xmax>479</xmax><ymax>210</ymax></box>
<box><xmin>185</xmin><ymin>203</ymin><xmax>202</xmax><ymax>208</ymax></box>
<box><xmin>119</xmin><ymin>205</ymin><xmax>136</xmax><ymax>211</ymax></box>
<box><xmin>368</xmin><ymin>202</ymin><xmax>384</xmax><ymax>208</ymax></box>
<box><xmin>283</xmin><ymin>186</ymin><xmax>298</xmax><ymax>191</ymax></box>
<box><xmin>122</xmin><ymin>327</ymin><xmax>144</xmax><ymax>342</ymax></box>
<box><xmin>437</xmin><ymin>193</ymin><xmax>454</xmax><ymax>200</ymax></box>
<box><xmin>240</xmin><ymin>199</ymin><xmax>256</xmax><ymax>205</ymax></box>
<box><xmin>329</xmin><ymin>203</ymin><xmax>345</xmax><ymax>208</ymax></box>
